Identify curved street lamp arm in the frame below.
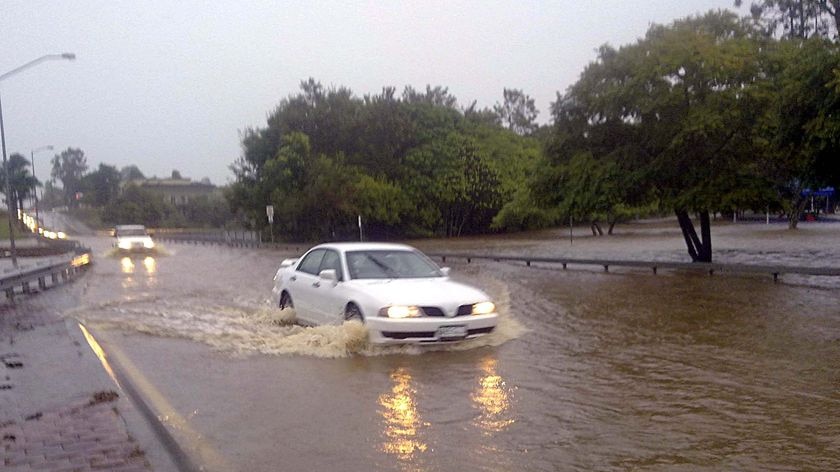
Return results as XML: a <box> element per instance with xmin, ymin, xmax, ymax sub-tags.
<box><xmin>0</xmin><ymin>53</ymin><xmax>76</xmax><ymax>82</ymax></box>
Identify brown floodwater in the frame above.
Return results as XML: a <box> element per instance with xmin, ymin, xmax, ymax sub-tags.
<box><xmin>45</xmin><ymin>219</ymin><xmax>840</xmax><ymax>471</ymax></box>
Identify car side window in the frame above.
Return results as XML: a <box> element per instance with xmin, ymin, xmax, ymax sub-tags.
<box><xmin>319</xmin><ymin>250</ymin><xmax>342</xmax><ymax>281</ymax></box>
<box><xmin>297</xmin><ymin>249</ymin><xmax>325</xmax><ymax>275</ymax></box>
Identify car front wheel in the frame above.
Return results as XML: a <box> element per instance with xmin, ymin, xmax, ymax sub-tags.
<box><xmin>279</xmin><ymin>292</ymin><xmax>293</xmax><ymax>310</ymax></box>
<box><xmin>345</xmin><ymin>303</ymin><xmax>363</xmax><ymax>322</ymax></box>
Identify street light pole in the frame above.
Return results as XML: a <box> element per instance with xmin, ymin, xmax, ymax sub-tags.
<box><xmin>0</xmin><ymin>53</ymin><xmax>75</xmax><ymax>268</ymax></box>
<box><xmin>30</xmin><ymin>145</ymin><xmax>53</xmax><ymax>229</ymax></box>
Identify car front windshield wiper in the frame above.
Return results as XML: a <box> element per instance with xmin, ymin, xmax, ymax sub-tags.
<box><xmin>364</xmin><ymin>254</ymin><xmax>400</xmax><ymax>278</ymax></box>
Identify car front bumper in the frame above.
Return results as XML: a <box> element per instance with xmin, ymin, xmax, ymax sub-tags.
<box><xmin>365</xmin><ymin>313</ymin><xmax>498</xmax><ymax>344</ymax></box>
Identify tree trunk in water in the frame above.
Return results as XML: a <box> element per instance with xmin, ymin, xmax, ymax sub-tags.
<box><xmin>676</xmin><ymin>209</ymin><xmax>712</xmax><ymax>262</ymax></box>
<box><xmin>788</xmin><ymin>196</ymin><xmax>808</xmax><ymax>230</ymax></box>
<box><xmin>608</xmin><ymin>220</ymin><xmax>616</xmax><ymax>235</ymax></box>
<box><xmin>590</xmin><ymin>221</ymin><xmax>603</xmax><ymax>236</ymax></box>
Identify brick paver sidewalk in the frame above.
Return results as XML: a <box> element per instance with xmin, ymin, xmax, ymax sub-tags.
<box><xmin>1</xmin><ymin>391</ymin><xmax>150</xmax><ymax>471</ymax></box>
<box><xmin>0</xmin><ymin>286</ymin><xmax>155</xmax><ymax>471</ymax></box>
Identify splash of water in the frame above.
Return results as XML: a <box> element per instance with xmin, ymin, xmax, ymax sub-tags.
<box><xmin>73</xmin><ymin>270</ymin><xmax>526</xmax><ymax>358</ymax></box>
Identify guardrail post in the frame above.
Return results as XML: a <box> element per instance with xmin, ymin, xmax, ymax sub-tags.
<box><xmin>22</xmin><ymin>282</ymin><xmax>31</xmax><ymax>294</ymax></box>
<box><xmin>38</xmin><ymin>277</ymin><xmax>46</xmax><ymax>290</ymax></box>
<box><xmin>5</xmin><ymin>288</ymin><xmax>14</xmax><ymax>299</ymax></box>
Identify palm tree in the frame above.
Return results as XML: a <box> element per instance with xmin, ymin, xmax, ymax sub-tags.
<box><xmin>0</xmin><ymin>153</ymin><xmax>39</xmax><ymax>216</ymax></box>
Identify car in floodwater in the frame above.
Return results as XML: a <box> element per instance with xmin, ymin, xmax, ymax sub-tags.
<box><xmin>272</xmin><ymin>242</ymin><xmax>498</xmax><ymax>344</ymax></box>
<box><xmin>113</xmin><ymin>224</ymin><xmax>155</xmax><ymax>252</ymax></box>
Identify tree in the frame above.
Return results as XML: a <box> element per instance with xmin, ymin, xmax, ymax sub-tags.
<box><xmin>736</xmin><ymin>0</ymin><xmax>840</xmax><ymax>38</ymax></box>
<box><xmin>171</xmin><ymin>170</ymin><xmax>183</xmax><ymax>179</ymax></box>
<box><xmin>0</xmin><ymin>153</ymin><xmax>38</xmax><ymax>215</ymax></box>
<box><xmin>756</xmin><ymin>37</ymin><xmax>840</xmax><ymax>227</ymax></box>
<box><xmin>80</xmin><ymin>163</ymin><xmax>121</xmax><ymax>207</ymax></box>
<box><xmin>493</xmin><ymin>88</ymin><xmax>539</xmax><ymax>135</ymax></box>
<box><xmin>545</xmin><ymin>11</ymin><xmax>767</xmax><ymax>262</ymax></box>
<box><xmin>103</xmin><ymin>185</ymin><xmax>176</xmax><ymax>227</ymax></box>
<box><xmin>229</xmin><ymin>79</ymin><xmax>541</xmax><ymax>240</ymax></box>
<box><xmin>51</xmin><ymin>148</ymin><xmax>88</xmax><ymax>207</ymax></box>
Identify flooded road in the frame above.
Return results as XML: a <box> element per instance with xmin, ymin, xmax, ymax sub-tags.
<box><xmin>52</xmin><ymin>220</ymin><xmax>840</xmax><ymax>471</ymax></box>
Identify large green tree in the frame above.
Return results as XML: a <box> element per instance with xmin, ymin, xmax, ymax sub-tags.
<box><xmin>545</xmin><ymin>11</ymin><xmax>769</xmax><ymax>262</ymax></box>
<box><xmin>229</xmin><ymin>79</ymin><xmax>539</xmax><ymax>241</ymax></box>
<box><xmin>51</xmin><ymin>148</ymin><xmax>88</xmax><ymax>207</ymax></box>
<box><xmin>756</xmin><ymin>37</ymin><xmax>840</xmax><ymax>227</ymax></box>
<box><xmin>80</xmin><ymin>163</ymin><xmax>121</xmax><ymax>208</ymax></box>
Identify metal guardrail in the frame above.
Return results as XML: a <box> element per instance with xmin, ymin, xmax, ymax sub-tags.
<box><xmin>154</xmin><ymin>231</ymin><xmax>308</xmax><ymax>252</ymax></box>
<box><xmin>430</xmin><ymin>253</ymin><xmax>840</xmax><ymax>282</ymax></box>
<box><xmin>0</xmin><ymin>249</ymin><xmax>92</xmax><ymax>299</ymax></box>
<box><xmin>154</xmin><ymin>230</ymin><xmax>262</xmax><ymax>248</ymax></box>
<box><xmin>152</xmin><ymin>232</ymin><xmax>840</xmax><ymax>283</ymax></box>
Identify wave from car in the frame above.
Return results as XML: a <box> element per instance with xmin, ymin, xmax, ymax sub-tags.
<box><xmin>272</xmin><ymin>242</ymin><xmax>498</xmax><ymax>344</ymax></box>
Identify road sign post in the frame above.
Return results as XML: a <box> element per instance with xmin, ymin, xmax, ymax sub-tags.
<box><xmin>266</xmin><ymin>205</ymin><xmax>274</xmax><ymax>244</ymax></box>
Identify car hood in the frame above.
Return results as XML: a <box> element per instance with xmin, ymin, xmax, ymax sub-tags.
<box><xmin>350</xmin><ymin>277</ymin><xmax>490</xmax><ymax>309</ymax></box>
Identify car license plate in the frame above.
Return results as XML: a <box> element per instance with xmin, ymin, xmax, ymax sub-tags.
<box><xmin>436</xmin><ymin>325</ymin><xmax>467</xmax><ymax>340</ymax></box>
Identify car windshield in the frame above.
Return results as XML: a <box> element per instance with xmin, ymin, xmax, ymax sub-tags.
<box><xmin>346</xmin><ymin>250</ymin><xmax>442</xmax><ymax>280</ymax></box>
<box><xmin>116</xmin><ymin>228</ymin><xmax>148</xmax><ymax>237</ymax></box>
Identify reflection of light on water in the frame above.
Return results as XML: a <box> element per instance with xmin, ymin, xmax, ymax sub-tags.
<box><xmin>471</xmin><ymin>357</ymin><xmax>515</xmax><ymax>434</ymax></box>
<box><xmin>143</xmin><ymin>256</ymin><xmax>157</xmax><ymax>274</ymax></box>
<box><xmin>120</xmin><ymin>257</ymin><xmax>135</xmax><ymax>274</ymax></box>
<box><xmin>379</xmin><ymin>368</ymin><xmax>428</xmax><ymax>461</ymax></box>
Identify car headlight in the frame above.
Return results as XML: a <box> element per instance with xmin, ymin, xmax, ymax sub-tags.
<box><xmin>118</xmin><ymin>241</ymin><xmax>132</xmax><ymax>249</ymax></box>
<box><xmin>144</xmin><ymin>240</ymin><xmax>155</xmax><ymax>249</ymax></box>
<box><xmin>379</xmin><ymin>305</ymin><xmax>422</xmax><ymax>318</ymax></box>
<box><xmin>471</xmin><ymin>301</ymin><xmax>496</xmax><ymax>315</ymax></box>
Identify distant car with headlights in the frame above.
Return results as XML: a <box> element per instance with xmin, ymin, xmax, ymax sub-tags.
<box><xmin>272</xmin><ymin>242</ymin><xmax>498</xmax><ymax>344</ymax></box>
<box><xmin>113</xmin><ymin>225</ymin><xmax>155</xmax><ymax>252</ymax></box>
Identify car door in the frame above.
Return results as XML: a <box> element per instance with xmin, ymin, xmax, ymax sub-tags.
<box><xmin>290</xmin><ymin>249</ymin><xmax>325</xmax><ymax>324</ymax></box>
<box><xmin>310</xmin><ymin>249</ymin><xmax>348</xmax><ymax>324</ymax></box>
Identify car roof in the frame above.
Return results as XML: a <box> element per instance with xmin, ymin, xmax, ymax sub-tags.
<box><xmin>311</xmin><ymin>242</ymin><xmax>416</xmax><ymax>253</ymax></box>
<box><xmin>115</xmin><ymin>225</ymin><xmax>146</xmax><ymax>230</ymax></box>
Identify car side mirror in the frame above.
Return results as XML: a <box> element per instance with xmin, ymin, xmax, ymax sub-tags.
<box><xmin>319</xmin><ymin>269</ymin><xmax>338</xmax><ymax>282</ymax></box>
<box><xmin>440</xmin><ymin>267</ymin><xmax>451</xmax><ymax>277</ymax></box>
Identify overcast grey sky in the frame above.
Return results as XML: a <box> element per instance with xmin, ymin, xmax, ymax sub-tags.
<box><xmin>2</xmin><ymin>1</ymin><xmax>739</xmax><ymax>186</ymax></box>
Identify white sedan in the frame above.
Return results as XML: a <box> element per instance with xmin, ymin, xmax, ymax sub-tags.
<box><xmin>113</xmin><ymin>225</ymin><xmax>155</xmax><ymax>252</ymax></box>
<box><xmin>272</xmin><ymin>242</ymin><xmax>498</xmax><ymax>344</ymax></box>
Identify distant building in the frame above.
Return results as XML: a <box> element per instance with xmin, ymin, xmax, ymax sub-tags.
<box><xmin>126</xmin><ymin>176</ymin><xmax>217</xmax><ymax>206</ymax></box>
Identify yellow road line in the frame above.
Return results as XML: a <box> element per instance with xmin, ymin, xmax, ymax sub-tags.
<box><xmin>78</xmin><ymin>323</ymin><xmax>231</xmax><ymax>471</ymax></box>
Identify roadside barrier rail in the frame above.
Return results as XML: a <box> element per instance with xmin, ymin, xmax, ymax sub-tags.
<box><xmin>153</xmin><ymin>229</ymin><xmax>262</xmax><ymax>248</ymax></box>
<box><xmin>0</xmin><ymin>249</ymin><xmax>92</xmax><ymax>299</ymax></box>
<box><xmin>150</xmin><ymin>232</ymin><xmax>840</xmax><ymax>283</ymax></box>
<box><xmin>429</xmin><ymin>253</ymin><xmax>840</xmax><ymax>282</ymax></box>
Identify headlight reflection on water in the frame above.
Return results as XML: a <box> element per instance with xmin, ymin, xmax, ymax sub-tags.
<box><xmin>120</xmin><ymin>257</ymin><xmax>135</xmax><ymax>274</ymax></box>
<box><xmin>471</xmin><ymin>357</ymin><xmax>515</xmax><ymax>435</ymax></box>
<box><xmin>378</xmin><ymin>368</ymin><xmax>428</xmax><ymax>461</ymax></box>
<box><xmin>143</xmin><ymin>256</ymin><xmax>157</xmax><ymax>274</ymax></box>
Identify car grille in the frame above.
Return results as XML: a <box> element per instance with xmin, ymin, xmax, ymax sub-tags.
<box><xmin>421</xmin><ymin>307</ymin><xmax>445</xmax><ymax>316</ymax></box>
<box><xmin>382</xmin><ymin>326</ymin><xmax>495</xmax><ymax>341</ymax></box>
<box><xmin>420</xmin><ymin>305</ymin><xmax>474</xmax><ymax>317</ymax></box>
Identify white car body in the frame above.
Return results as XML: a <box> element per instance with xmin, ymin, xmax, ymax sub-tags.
<box><xmin>113</xmin><ymin>224</ymin><xmax>155</xmax><ymax>252</ymax></box>
<box><xmin>272</xmin><ymin>242</ymin><xmax>498</xmax><ymax>344</ymax></box>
